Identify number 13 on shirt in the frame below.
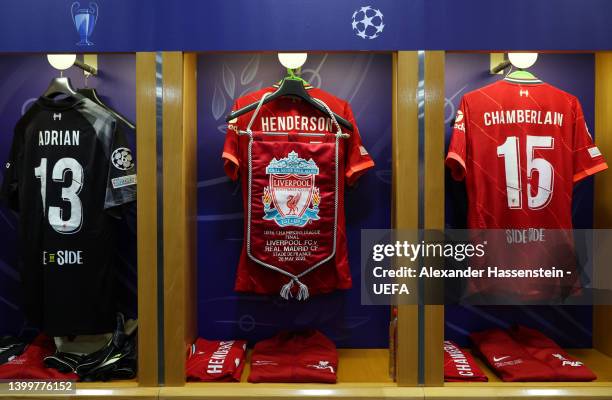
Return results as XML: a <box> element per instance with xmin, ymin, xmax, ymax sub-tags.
<box><xmin>34</xmin><ymin>157</ymin><xmax>84</xmax><ymax>234</ymax></box>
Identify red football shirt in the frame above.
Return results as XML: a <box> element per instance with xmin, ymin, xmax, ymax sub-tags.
<box><xmin>248</xmin><ymin>330</ymin><xmax>338</xmax><ymax>383</ymax></box>
<box><xmin>447</xmin><ymin>78</ymin><xmax>607</xmax><ymax>229</ymax></box>
<box><xmin>186</xmin><ymin>338</ymin><xmax>247</xmax><ymax>382</ymax></box>
<box><xmin>222</xmin><ymin>85</ymin><xmax>374</xmax><ymax>298</ymax></box>
<box><xmin>446</xmin><ymin>78</ymin><xmax>608</xmax><ymax>300</ymax></box>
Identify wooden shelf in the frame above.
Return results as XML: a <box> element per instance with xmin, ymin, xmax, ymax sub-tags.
<box><xmin>160</xmin><ymin>385</ymin><xmax>422</xmax><ymax>400</ymax></box>
<box><xmin>424</xmin><ymin>386</ymin><xmax>612</xmax><ymax>399</ymax></box>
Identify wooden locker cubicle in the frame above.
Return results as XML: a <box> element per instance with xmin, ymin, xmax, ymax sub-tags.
<box><xmin>11</xmin><ymin>52</ymin><xmax>160</xmax><ymax>399</ymax></box>
<box><xmin>422</xmin><ymin>51</ymin><xmax>612</xmax><ymax>399</ymax></box>
<box><xmin>158</xmin><ymin>51</ymin><xmax>425</xmax><ymax>399</ymax></box>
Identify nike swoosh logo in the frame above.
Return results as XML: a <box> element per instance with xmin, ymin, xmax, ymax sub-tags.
<box><xmin>493</xmin><ymin>356</ymin><xmax>510</xmax><ymax>362</ymax></box>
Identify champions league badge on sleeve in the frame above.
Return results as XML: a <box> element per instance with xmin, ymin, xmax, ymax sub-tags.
<box><xmin>262</xmin><ymin>151</ymin><xmax>321</xmax><ymax>227</ymax></box>
<box><xmin>71</xmin><ymin>2</ymin><xmax>98</xmax><ymax>46</ymax></box>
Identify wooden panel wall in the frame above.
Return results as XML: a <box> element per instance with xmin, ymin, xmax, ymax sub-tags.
<box><xmin>593</xmin><ymin>52</ymin><xmax>612</xmax><ymax>357</ymax></box>
<box><xmin>423</xmin><ymin>51</ymin><xmax>445</xmax><ymax>386</ymax></box>
<box><xmin>392</xmin><ymin>51</ymin><xmax>420</xmax><ymax>387</ymax></box>
<box><xmin>162</xmin><ymin>52</ymin><xmax>198</xmax><ymax>386</ymax></box>
<box><xmin>135</xmin><ymin>52</ymin><xmax>159</xmax><ymax>387</ymax></box>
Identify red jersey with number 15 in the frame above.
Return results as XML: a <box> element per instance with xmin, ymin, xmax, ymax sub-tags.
<box><xmin>446</xmin><ymin>78</ymin><xmax>607</xmax><ymax>229</ymax></box>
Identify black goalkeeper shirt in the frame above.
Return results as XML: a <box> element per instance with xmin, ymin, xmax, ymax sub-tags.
<box><xmin>0</xmin><ymin>95</ymin><xmax>136</xmax><ymax>336</ymax></box>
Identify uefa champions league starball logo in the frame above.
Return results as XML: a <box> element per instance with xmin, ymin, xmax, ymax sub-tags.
<box><xmin>351</xmin><ymin>6</ymin><xmax>385</xmax><ymax>40</ymax></box>
<box><xmin>111</xmin><ymin>148</ymin><xmax>134</xmax><ymax>171</ymax></box>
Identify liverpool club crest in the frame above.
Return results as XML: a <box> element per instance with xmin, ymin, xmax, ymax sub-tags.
<box><xmin>262</xmin><ymin>151</ymin><xmax>321</xmax><ymax>227</ymax></box>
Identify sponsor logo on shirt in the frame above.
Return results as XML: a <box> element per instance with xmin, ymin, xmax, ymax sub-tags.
<box><xmin>253</xmin><ymin>360</ymin><xmax>278</xmax><ymax>366</ymax></box>
<box><xmin>552</xmin><ymin>353</ymin><xmax>584</xmax><ymax>367</ymax></box>
<box><xmin>453</xmin><ymin>110</ymin><xmax>465</xmax><ymax>132</ymax></box>
<box><xmin>42</xmin><ymin>250</ymin><xmax>84</xmax><ymax>266</ymax></box>
<box><xmin>227</xmin><ymin>121</ymin><xmax>239</xmax><ymax>133</ymax></box>
<box><xmin>492</xmin><ymin>355</ymin><xmax>523</xmax><ymax>368</ymax></box>
<box><xmin>306</xmin><ymin>360</ymin><xmax>335</xmax><ymax>373</ymax></box>
<box><xmin>455</xmin><ymin>110</ymin><xmax>464</xmax><ymax>123</ymax></box>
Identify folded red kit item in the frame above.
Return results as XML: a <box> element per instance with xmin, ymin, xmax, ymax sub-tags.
<box><xmin>0</xmin><ymin>334</ymin><xmax>77</xmax><ymax>380</ymax></box>
<box><xmin>186</xmin><ymin>338</ymin><xmax>247</xmax><ymax>382</ymax></box>
<box><xmin>443</xmin><ymin>340</ymin><xmax>488</xmax><ymax>382</ymax></box>
<box><xmin>509</xmin><ymin>325</ymin><xmax>596</xmax><ymax>382</ymax></box>
<box><xmin>248</xmin><ymin>330</ymin><xmax>338</xmax><ymax>383</ymax></box>
<box><xmin>470</xmin><ymin>328</ymin><xmax>556</xmax><ymax>382</ymax></box>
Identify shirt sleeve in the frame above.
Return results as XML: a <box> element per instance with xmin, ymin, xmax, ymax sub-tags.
<box><xmin>222</xmin><ymin>101</ymin><xmax>241</xmax><ymax>181</ymax></box>
<box><xmin>0</xmin><ymin>124</ymin><xmax>23</xmax><ymax>212</ymax></box>
<box><xmin>445</xmin><ymin>97</ymin><xmax>469</xmax><ymax>181</ymax></box>
<box><xmin>343</xmin><ymin>102</ymin><xmax>375</xmax><ymax>186</ymax></box>
<box><xmin>572</xmin><ymin>98</ymin><xmax>608</xmax><ymax>182</ymax></box>
<box><xmin>104</xmin><ymin>120</ymin><xmax>137</xmax><ymax>209</ymax></box>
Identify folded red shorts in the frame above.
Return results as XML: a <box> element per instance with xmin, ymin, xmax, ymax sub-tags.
<box><xmin>509</xmin><ymin>325</ymin><xmax>596</xmax><ymax>382</ymax></box>
<box><xmin>470</xmin><ymin>328</ymin><xmax>556</xmax><ymax>382</ymax></box>
<box><xmin>248</xmin><ymin>330</ymin><xmax>337</xmax><ymax>383</ymax></box>
<box><xmin>186</xmin><ymin>338</ymin><xmax>247</xmax><ymax>382</ymax></box>
<box><xmin>443</xmin><ymin>340</ymin><xmax>488</xmax><ymax>382</ymax></box>
<box><xmin>0</xmin><ymin>334</ymin><xmax>77</xmax><ymax>380</ymax></box>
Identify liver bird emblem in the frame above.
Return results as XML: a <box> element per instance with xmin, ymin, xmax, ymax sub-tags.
<box><xmin>286</xmin><ymin>192</ymin><xmax>302</xmax><ymax>215</ymax></box>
